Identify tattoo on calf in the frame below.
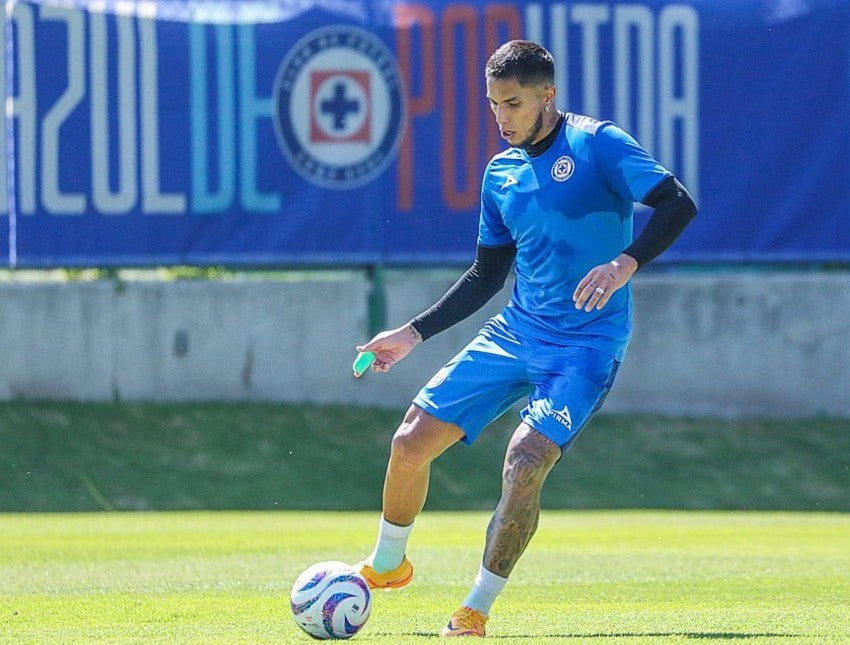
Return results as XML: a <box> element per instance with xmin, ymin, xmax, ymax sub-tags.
<box><xmin>484</xmin><ymin>429</ymin><xmax>561</xmax><ymax>576</ymax></box>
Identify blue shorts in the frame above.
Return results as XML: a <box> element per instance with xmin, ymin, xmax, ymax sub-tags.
<box><xmin>413</xmin><ymin>315</ymin><xmax>621</xmax><ymax>450</ymax></box>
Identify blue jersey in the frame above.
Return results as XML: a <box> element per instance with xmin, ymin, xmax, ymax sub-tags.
<box><xmin>478</xmin><ymin>113</ymin><xmax>671</xmax><ymax>360</ymax></box>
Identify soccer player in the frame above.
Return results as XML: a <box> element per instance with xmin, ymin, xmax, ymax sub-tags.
<box><xmin>355</xmin><ymin>40</ymin><xmax>697</xmax><ymax>637</ymax></box>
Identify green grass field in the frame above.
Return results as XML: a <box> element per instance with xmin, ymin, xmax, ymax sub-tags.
<box><xmin>2</xmin><ymin>403</ymin><xmax>848</xmax><ymax>641</ymax></box>
<box><xmin>2</xmin><ymin>511</ymin><xmax>848</xmax><ymax>643</ymax></box>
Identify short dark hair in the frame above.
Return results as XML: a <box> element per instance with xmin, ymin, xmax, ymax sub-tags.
<box><xmin>485</xmin><ymin>40</ymin><xmax>554</xmax><ymax>87</ymax></box>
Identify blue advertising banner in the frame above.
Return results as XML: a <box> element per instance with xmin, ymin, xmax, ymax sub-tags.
<box><xmin>1</xmin><ymin>0</ymin><xmax>848</xmax><ymax>267</ymax></box>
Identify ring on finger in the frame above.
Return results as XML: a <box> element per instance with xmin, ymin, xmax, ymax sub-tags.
<box><xmin>594</xmin><ymin>287</ymin><xmax>605</xmax><ymax>295</ymax></box>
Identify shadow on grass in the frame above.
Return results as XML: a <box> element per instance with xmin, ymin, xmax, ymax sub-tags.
<box><xmin>398</xmin><ymin>632</ymin><xmax>807</xmax><ymax>640</ymax></box>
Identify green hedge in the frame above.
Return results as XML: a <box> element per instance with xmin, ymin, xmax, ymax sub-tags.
<box><xmin>1</xmin><ymin>402</ymin><xmax>847</xmax><ymax>512</ymax></box>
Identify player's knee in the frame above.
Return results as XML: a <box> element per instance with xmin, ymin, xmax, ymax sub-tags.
<box><xmin>390</xmin><ymin>407</ymin><xmax>458</xmax><ymax>469</ymax></box>
<box><xmin>502</xmin><ymin>452</ymin><xmax>546</xmax><ymax>494</ymax></box>
<box><xmin>389</xmin><ymin>424</ymin><xmax>431</xmax><ymax>470</ymax></box>
<box><xmin>502</xmin><ymin>429</ymin><xmax>561</xmax><ymax>494</ymax></box>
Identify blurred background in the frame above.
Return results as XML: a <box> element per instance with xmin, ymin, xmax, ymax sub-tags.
<box><xmin>0</xmin><ymin>0</ymin><xmax>848</xmax><ymax>512</ymax></box>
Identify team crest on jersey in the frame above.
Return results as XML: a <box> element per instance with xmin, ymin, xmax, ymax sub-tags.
<box><xmin>272</xmin><ymin>26</ymin><xmax>406</xmax><ymax>189</ymax></box>
<box><xmin>551</xmin><ymin>155</ymin><xmax>575</xmax><ymax>182</ymax></box>
<box><xmin>427</xmin><ymin>367</ymin><xmax>450</xmax><ymax>389</ymax></box>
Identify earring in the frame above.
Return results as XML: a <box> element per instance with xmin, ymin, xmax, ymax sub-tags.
<box><xmin>545</xmin><ymin>105</ymin><xmax>550</xmax><ymax>112</ymax></box>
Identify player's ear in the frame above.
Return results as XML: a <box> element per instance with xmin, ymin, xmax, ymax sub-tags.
<box><xmin>539</xmin><ymin>84</ymin><xmax>555</xmax><ymax>112</ymax></box>
<box><xmin>544</xmin><ymin>84</ymin><xmax>556</xmax><ymax>109</ymax></box>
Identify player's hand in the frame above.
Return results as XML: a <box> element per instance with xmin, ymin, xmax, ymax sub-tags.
<box><xmin>573</xmin><ymin>254</ymin><xmax>638</xmax><ymax>312</ymax></box>
<box><xmin>356</xmin><ymin>323</ymin><xmax>423</xmax><ymax>373</ymax></box>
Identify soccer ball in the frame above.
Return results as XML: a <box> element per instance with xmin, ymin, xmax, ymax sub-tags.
<box><xmin>290</xmin><ymin>561</ymin><xmax>372</xmax><ymax>639</ymax></box>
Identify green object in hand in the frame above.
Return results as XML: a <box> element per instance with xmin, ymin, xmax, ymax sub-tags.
<box><xmin>353</xmin><ymin>351</ymin><xmax>376</xmax><ymax>378</ymax></box>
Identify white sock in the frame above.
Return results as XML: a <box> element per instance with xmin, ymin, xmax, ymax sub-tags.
<box><xmin>368</xmin><ymin>515</ymin><xmax>414</xmax><ymax>573</ymax></box>
<box><xmin>461</xmin><ymin>565</ymin><xmax>508</xmax><ymax>615</ymax></box>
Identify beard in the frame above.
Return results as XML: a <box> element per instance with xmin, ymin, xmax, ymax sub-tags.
<box><xmin>517</xmin><ymin>111</ymin><xmax>545</xmax><ymax>150</ymax></box>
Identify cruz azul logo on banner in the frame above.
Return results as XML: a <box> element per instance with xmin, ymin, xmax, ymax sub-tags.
<box><xmin>273</xmin><ymin>26</ymin><xmax>407</xmax><ymax>189</ymax></box>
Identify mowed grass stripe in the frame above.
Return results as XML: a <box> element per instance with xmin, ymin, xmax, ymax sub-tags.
<box><xmin>1</xmin><ymin>511</ymin><xmax>848</xmax><ymax>643</ymax></box>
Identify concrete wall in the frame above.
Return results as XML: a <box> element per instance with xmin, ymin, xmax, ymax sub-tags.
<box><xmin>0</xmin><ymin>271</ymin><xmax>847</xmax><ymax>417</ymax></box>
<box><xmin>613</xmin><ymin>273</ymin><xmax>850</xmax><ymax>418</ymax></box>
